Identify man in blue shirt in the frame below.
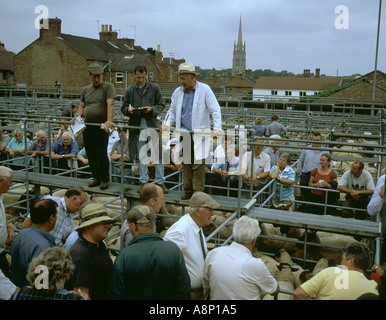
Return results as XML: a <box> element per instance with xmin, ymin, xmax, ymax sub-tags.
<box><xmin>212</xmin><ymin>146</ymin><xmax>240</xmax><ymax>196</ymax></box>
<box><xmin>51</xmin><ymin>131</ymin><xmax>79</xmax><ymax>173</ymax></box>
<box><xmin>10</xmin><ymin>199</ymin><xmax>57</xmax><ymax>287</ymax></box>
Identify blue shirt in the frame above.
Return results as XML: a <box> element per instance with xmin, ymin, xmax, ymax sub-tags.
<box><xmin>6</xmin><ymin>137</ymin><xmax>31</xmax><ymax>165</ymax></box>
<box><xmin>213</xmin><ymin>156</ymin><xmax>240</xmax><ymax>183</ymax></box>
<box><xmin>52</xmin><ymin>139</ymin><xmax>79</xmax><ymax>156</ymax></box>
<box><xmin>270</xmin><ymin>165</ymin><xmax>295</xmax><ymax>199</ymax></box>
<box><xmin>181</xmin><ymin>83</ymin><xmax>196</xmax><ymax>131</ymax></box>
<box><xmin>10</xmin><ymin>226</ymin><xmax>56</xmax><ymax>287</ymax></box>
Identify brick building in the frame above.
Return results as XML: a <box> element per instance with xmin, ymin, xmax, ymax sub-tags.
<box><xmin>319</xmin><ymin>70</ymin><xmax>386</xmax><ymax>104</ymax></box>
<box><xmin>0</xmin><ymin>42</ymin><xmax>14</xmax><ymax>84</ymax></box>
<box><xmin>14</xmin><ymin>18</ymin><xmax>182</xmax><ymax>92</ymax></box>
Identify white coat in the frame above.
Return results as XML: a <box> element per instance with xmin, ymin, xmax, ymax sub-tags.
<box><xmin>165</xmin><ymin>81</ymin><xmax>222</xmax><ymax>161</ymax></box>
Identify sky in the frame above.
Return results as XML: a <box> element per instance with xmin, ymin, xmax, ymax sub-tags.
<box><xmin>0</xmin><ymin>0</ymin><xmax>384</xmax><ymax>77</ymax></box>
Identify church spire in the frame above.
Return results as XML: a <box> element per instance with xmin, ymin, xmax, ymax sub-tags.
<box><xmin>232</xmin><ymin>16</ymin><xmax>246</xmax><ymax>76</ymax></box>
<box><xmin>237</xmin><ymin>15</ymin><xmax>243</xmax><ymax>48</ymax></box>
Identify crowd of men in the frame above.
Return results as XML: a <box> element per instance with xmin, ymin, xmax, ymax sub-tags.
<box><xmin>0</xmin><ymin>61</ymin><xmax>385</xmax><ymax>301</ymax></box>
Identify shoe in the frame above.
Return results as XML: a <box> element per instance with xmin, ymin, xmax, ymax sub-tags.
<box><xmin>88</xmin><ymin>179</ymin><xmax>100</xmax><ymax>188</ymax></box>
<box><xmin>100</xmin><ymin>181</ymin><xmax>109</xmax><ymax>190</ymax></box>
<box><xmin>157</xmin><ymin>183</ymin><xmax>168</xmax><ymax>194</ymax></box>
<box><xmin>181</xmin><ymin>193</ymin><xmax>192</xmax><ymax>200</ymax></box>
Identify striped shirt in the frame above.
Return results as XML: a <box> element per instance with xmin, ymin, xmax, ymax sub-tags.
<box><xmin>43</xmin><ymin>196</ymin><xmax>74</xmax><ymax>245</ymax></box>
<box><xmin>270</xmin><ymin>165</ymin><xmax>295</xmax><ymax>199</ymax></box>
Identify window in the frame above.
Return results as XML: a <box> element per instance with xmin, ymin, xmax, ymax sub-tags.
<box><xmin>271</xmin><ymin>90</ymin><xmax>278</xmax><ymax>95</ymax></box>
<box><xmin>116</xmin><ymin>73</ymin><xmax>123</xmax><ymax>83</ymax></box>
<box><xmin>285</xmin><ymin>91</ymin><xmax>292</xmax><ymax>96</ymax></box>
<box><xmin>149</xmin><ymin>72</ymin><xmax>154</xmax><ymax>81</ymax></box>
<box><xmin>300</xmin><ymin>91</ymin><xmax>307</xmax><ymax>97</ymax></box>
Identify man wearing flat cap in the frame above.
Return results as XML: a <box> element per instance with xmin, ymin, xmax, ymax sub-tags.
<box><xmin>66</xmin><ymin>202</ymin><xmax>114</xmax><ymax>300</ymax></box>
<box><xmin>108</xmin><ymin>205</ymin><xmax>191</xmax><ymax>300</ymax></box>
<box><xmin>163</xmin><ymin>191</ymin><xmax>220</xmax><ymax>299</ymax></box>
<box><xmin>162</xmin><ymin>62</ymin><xmax>222</xmax><ymax>200</ymax></box>
<box><xmin>76</xmin><ymin>63</ymin><xmax>116</xmax><ymax>190</ymax></box>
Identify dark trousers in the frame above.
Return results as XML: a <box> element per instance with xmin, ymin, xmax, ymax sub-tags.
<box><xmin>0</xmin><ymin>251</ymin><xmax>10</xmax><ymax>278</ymax></box>
<box><xmin>212</xmin><ymin>174</ymin><xmax>239</xmax><ymax>197</ymax></box>
<box><xmin>83</xmin><ymin>126</ymin><xmax>109</xmax><ymax>182</ymax></box>
<box><xmin>299</xmin><ymin>172</ymin><xmax>311</xmax><ymax>212</ymax></box>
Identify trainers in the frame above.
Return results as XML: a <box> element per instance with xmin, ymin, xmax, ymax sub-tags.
<box><xmin>157</xmin><ymin>183</ymin><xmax>169</xmax><ymax>194</ymax></box>
<box><xmin>88</xmin><ymin>179</ymin><xmax>100</xmax><ymax>188</ymax></box>
<box><xmin>100</xmin><ymin>181</ymin><xmax>109</xmax><ymax>190</ymax></box>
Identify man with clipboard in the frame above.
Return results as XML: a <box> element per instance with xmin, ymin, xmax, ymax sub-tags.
<box><xmin>121</xmin><ymin>65</ymin><xmax>167</xmax><ymax>193</ymax></box>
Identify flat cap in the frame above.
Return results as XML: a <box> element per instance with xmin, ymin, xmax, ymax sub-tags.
<box><xmin>88</xmin><ymin>63</ymin><xmax>104</xmax><ymax>75</ymax></box>
<box><xmin>127</xmin><ymin>205</ymin><xmax>156</xmax><ymax>224</ymax></box>
<box><xmin>189</xmin><ymin>192</ymin><xmax>220</xmax><ymax>210</ymax></box>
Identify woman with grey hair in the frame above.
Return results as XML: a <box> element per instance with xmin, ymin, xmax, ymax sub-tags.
<box><xmin>269</xmin><ymin>152</ymin><xmax>295</xmax><ymax>210</ymax></box>
<box><xmin>13</xmin><ymin>247</ymin><xmax>89</xmax><ymax>300</ymax></box>
<box><xmin>4</xmin><ymin>129</ymin><xmax>31</xmax><ymax>168</ymax></box>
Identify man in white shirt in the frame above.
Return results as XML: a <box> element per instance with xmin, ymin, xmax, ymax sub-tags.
<box><xmin>337</xmin><ymin>160</ymin><xmax>375</xmax><ymax>219</ymax></box>
<box><xmin>0</xmin><ymin>166</ymin><xmax>15</xmax><ymax>279</ymax></box>
<box><xmin>203</xmin><ymin>215</ymin><xmax>279</xmax><ymax>300</ymax></box>
<box><xmin>163</xmin><ymin>191</ymin><xmax>220</xmax><ymax>300</ymax></box>
<box><xmin>367</xmin><ymin>180</ymin><xmax>385</xmax><ymax>263</ymax></box>
<box><xmin>162</xmin><ymin>62</ymin><xmax>222</xmax><ymax>200</ymax></box>
<box><xmin>241</xmin><ymin>138</ymin><xmax>271</xmax><ymax>189</ymax></box>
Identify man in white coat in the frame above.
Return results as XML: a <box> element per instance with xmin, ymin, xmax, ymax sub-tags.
<box><xmin>162</xmin><ymin>62</ymin><xmax>222</xmax><ymax>200</ymax></box>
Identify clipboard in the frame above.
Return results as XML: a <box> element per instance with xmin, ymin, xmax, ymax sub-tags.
<box><xmin>73</xmin><ymin>116</ymin><xmax>86</xmax><ymax>137</ymax></box>
<box><xmin>132</xmin><ymin>107</ymin><xmax>148</xmax><ymax>112</ymax></box>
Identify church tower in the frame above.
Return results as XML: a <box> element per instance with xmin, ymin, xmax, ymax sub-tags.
<box><xmin>232</xmin><ymin>16</ymin><xmax>246</xmax><ymax>76</ymax></box>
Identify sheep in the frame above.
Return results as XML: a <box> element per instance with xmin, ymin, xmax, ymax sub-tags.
<box><xmin>252</xmin><ymin>250</ymin><xmax>280</xmax><ymax>279</ymax></box>
<box><xmin>264</xmin><ymin>263</ymin><xmax>299</xmax><ymax>300</ymax></box>
<box><xmin>275</xmin><ymin>248</ymin><xmax>306</xmax><ymax>288</ymax></box>
<box><xmin>258</xmin><ymin>223</ymin><xmax>298</xmax><ymax>253</ymax></box>
<box><xmin>299</xmin><ymin>257</ymin><xmax>336</xmax><ymax>283</ymax></box>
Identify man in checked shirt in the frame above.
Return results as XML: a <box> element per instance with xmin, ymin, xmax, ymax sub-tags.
<box><xmin>21</xmin><ymin>187</ymin><xmax>87</xmax><ymax>246</ymax></box>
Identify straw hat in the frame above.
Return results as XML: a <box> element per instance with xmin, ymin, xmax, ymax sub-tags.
<box><xmin>76</xmin><ymin>202</ymin><xmax>115</xmax><ymax>230</ymax></box>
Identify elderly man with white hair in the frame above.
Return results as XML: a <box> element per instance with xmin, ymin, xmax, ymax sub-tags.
<box><xmin>51</xmin><ymin>131</ymin><xmax>79</xmax><ymax>172</ymax></box>
<box><xmin>0</xmin><ymin>166</ymin><xmax>19</xmax><ymax>300</ymax></box>
<box><xmin>202</xmin><ymin>215</ymin><xmax>279</xmax><ymax>300</ymax></box>
<box><xmin>263</xmin><ymin>134</ymin><xmax>282</xmax><ymax>168</ymax></box>
<box><xmin>163</xmin><ymin>191</ymin><xmax>220</xmax><ymax>300</ymax></box>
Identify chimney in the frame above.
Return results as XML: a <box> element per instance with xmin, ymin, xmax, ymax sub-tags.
<box><xmin>303</xmin><ymin>69</ymin><xmax>310</xmax><ymax>78</ymax></box>
<box><xmin>99</xmin><ymin>24</ymin><xmax>118</xmax><ymax>45</ymax></box>
<box><xmin>315</xmin><ymin>68</ymin><xmax>320</xmax><ymax>78</ymax></box>
<box><xmin>40</xmin><ymin>18</ymin><xmax>62</xmax><ymax>40</ymax></box>
<box><xmin>155</xmin><ymin>44</ymin><xmax>163</xmax><ymax>64</ymax></box>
